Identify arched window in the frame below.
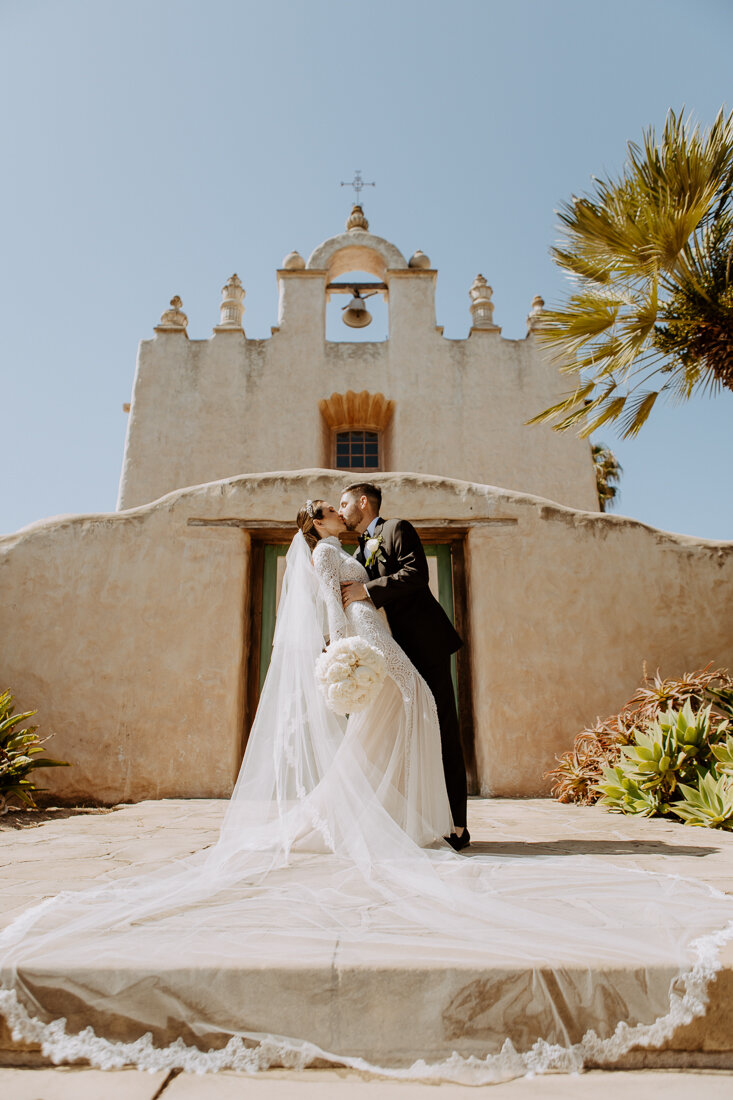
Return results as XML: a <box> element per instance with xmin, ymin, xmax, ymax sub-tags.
<box><xmin>319</xmin><ymin>390</ymin><xmax>394</xmax><ymax>472</ymax></box>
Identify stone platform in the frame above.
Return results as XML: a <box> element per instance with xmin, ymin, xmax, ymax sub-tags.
<box><xmin>1</xmin><ymin>798</ymin><xmax>733</xmax><ymax>1074</ymax></box>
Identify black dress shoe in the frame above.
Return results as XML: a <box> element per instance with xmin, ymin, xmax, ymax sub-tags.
<box><xmin>445</xmin><ymin>829</ymin><xmax>470</xmax><ymax>851</ymax></box>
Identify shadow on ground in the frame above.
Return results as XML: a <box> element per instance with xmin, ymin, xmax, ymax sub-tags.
<box><xmin>0</xmin><ymin>806</ymin><xmax>118</xmax><ymax>831</ymax></box>
<box><xmin>466</xmin><ymin>840</ymin><xmax>718</xmax><ymax>858</ymax></box>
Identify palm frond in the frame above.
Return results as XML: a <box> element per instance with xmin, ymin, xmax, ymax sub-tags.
<box><xmin>618</xmin><ymin>390</ymin><xmax>659</xmax><ymax>437</ymax></box>
<box><xmin>532</xmin><ymin>107</ymin><xmax>733</xmax><ymax>437</ymax></box>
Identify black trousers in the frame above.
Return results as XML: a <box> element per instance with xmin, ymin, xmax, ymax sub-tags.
<box><xmin>413</xmin><ymin>655</ymin><xmax>468</xmax><ymax>829</ymax></box>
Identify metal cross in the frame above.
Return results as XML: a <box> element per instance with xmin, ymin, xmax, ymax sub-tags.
<box><xmin>340</xmin><ymin>170</ymin><xmax>375</xmax><ymax>204</ymax></box>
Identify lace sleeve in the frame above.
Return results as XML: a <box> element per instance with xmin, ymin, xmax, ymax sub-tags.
<box><xmin>312</xmin><ymin>541</ymin><xmax>348</xmax><ymax>643</ymax></box>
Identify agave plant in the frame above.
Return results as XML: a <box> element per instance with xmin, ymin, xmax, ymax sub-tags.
<box><xmin>0</xmin><ymin>690</ymin><xmax>69</xmax><ymax>812</ymax></box>
<box><xmin>595</xmin><ymin>701</ymin><xmax>733</xmax><ymax>828</ymax></box>
<box><xmin>711</xmin><ymin>734</ymin><xmax>733</xmax><ymax>777</ymax></box>
<box><xmin>672</xmin><ymin>771</ymin><xmax>733</xmax><ymax>829</ymax></box>
<box><xmin>596</xmin><ymin>765</ymin><xmax>662</xmax><ymax>817</ymax></box>
<box><xmin>632</xmin><ymin>703</ymin><xmax>723</xmax><ymax>785</ymax></box>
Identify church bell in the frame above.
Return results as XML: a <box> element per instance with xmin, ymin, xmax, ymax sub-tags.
<box><xmin>342</xmin><ymin>289</ymin><xmax>373</xmax><ymax>328</ymax></box>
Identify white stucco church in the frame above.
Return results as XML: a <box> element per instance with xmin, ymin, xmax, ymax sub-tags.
<box><xmin>1</xmin><ymin>207</ymin><xmax>730</xmax><ymax>805</ymax></box>
<box><xmin>118</xmin><ymin>204</ymin><xmax>598</xmax><ymax>513</ymax></box>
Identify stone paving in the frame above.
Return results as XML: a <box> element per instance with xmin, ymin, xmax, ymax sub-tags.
<box><xmin>1</xmin><ymin>798</ymin><xmax>733</xmax><ymax>1096</ymax></box>
<box><xmin>2</xmin><ymin>1065</ymin><xmax>733</xmax><ymax>1099</ymax></box>
<box><xmin>4</xmin><ymin>797</ymin><xmax>733</xmax><ymax>917</ymax></box>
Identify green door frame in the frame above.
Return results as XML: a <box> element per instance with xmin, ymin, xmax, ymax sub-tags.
<box><xmin>259</xmin><ymin>544</ymin><xmax>289</xmax><ymax>693</ymax></box>
<box><xmin>424</xmin><ymin>543</ymin><xmax>458</xmax><ymax>706</ymax></box>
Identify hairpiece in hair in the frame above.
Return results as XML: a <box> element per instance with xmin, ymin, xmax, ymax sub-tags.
<box><xmin>305</xmin><ymin>500</ymin><xmax>316</xmax><ymax>519</ymax></box>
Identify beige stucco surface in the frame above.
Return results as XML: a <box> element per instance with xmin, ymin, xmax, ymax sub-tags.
<box><xmin>2</xmin><ymin>470</ymin><xmax>731</xmax><ymax>803</ymax></box>
<box><xmin>467</xmin><ymin>506</ymin><xmax>732</xmax><ymax>794</ymax></box>
<box><xmin>117</xmin><ymin>224</ymin><xmax>598</xmax><ymax>513</ymax></box>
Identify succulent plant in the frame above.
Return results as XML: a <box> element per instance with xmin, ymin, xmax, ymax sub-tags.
<box><xmin>0</xmin><ymin>690</ymin><xmax>69</xmax><ymax>812</ymax></box>
<box><xmin>672</xmin><ymin>771</ymin><xmax>733</xmax><ymax>829</ymax></box>
<box><xmin>549</xmin><ymin>665</ymin><xmax>733</xmax><ymax>808</ymax></box>
<box><xmin>597</xmin><ymin>765</ymin><xmax>662</xmax><ymax>817</ymax></box>
<box><xmin>711</xmin><ymin>734</ymin><xmax>733</xmax><ymax>777</ymax></box>
<box><xmin>622</xmin><ymin>703</ymin><xmax>725</xmax><ymax>792</ymax></box>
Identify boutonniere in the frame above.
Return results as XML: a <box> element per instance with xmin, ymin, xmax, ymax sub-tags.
<box><xmin>364</xmin><ymin>534</ymin><xmax>387</xmax><ymax>569</ymax></box>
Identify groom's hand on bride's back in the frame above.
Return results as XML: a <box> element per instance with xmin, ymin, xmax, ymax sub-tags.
<box><xmin>341</xmin><ymin>582</ymin><xmax>369</xmax><ymax>608</ymax></box>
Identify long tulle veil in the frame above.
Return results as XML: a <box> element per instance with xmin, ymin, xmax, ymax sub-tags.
<box><xmin>215</xmin><ymin>530</ymin><xmax>347</xmax><ymax>857</ymax></box>
<box><xmin>1</xmin><ymin>531</ymin><xmax>733</xmax><ymax>1083</ymax></box>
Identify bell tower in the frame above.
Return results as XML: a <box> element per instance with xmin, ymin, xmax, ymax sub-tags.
<box><xmin>117</xmin><ymin>207</ymin><xmax>598</xmax><ymax>513</ymax></box>
<box><xmin>274</xmin><ymin>204</ymin><xmax>440</xmax><ymax>343</ymax></box>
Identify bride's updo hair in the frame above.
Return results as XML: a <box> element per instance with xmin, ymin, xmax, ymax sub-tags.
<box><xmin>296</xmin><ymin>499</ymin><xmax>327</xmax><ymax>551</ymax></box>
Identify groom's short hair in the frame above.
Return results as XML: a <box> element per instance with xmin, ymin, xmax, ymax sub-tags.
<box><xmin>343</xmin><ymin>482</ymin><xmax>382</xmax><ymax>512</ymax></box>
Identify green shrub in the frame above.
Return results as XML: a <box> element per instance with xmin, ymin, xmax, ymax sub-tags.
<box><xmin>0</xmin><ymin>690</ymin><xmax>69</xmax><ymax>812</ymax></box>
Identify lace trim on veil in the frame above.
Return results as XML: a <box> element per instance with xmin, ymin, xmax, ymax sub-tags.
<box><xmin>2</xmin><ymin>919</ymin><xmax>732</xmax><ymax>1084</ymax></box>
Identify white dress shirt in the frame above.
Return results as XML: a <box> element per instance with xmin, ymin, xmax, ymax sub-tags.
<box><xmin>361</xmin><ymin>516</ymin><xmax>382</xmax><ymax>601</ymax></box>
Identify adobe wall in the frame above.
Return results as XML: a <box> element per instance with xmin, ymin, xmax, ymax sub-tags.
<box><xmin>466</xmin><ymin>504</ymin><xmax>733</xmax><ymax>794</ymax></box>
<box><xmin>2</xmin><ymin>471</ymin><xmax>730</xmax><ymax>802</ymax></box>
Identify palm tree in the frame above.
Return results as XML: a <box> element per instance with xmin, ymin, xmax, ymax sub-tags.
<box><xmin>592</xmin><ymin>443</ymin><xmax>622</xmax><ymax>512</ymax></box>
<box><xmin>529</xmin><ymin>108</ymin><xmax>733</xmax><ymax>439</ymax></box>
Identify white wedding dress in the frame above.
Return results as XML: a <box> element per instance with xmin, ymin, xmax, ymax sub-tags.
<box><xmin>309</xmin><ymin>534</ymin><xmax>453</xmax><ymax>845</ymax></box>
<box><xmin>1</xmin><ymin>532</ymin><xmax>733</xmax><ymax>1085</ymax></box>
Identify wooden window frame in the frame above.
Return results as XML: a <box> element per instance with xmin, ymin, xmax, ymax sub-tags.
<box><xmin>331</xmin><ymin>425</ymin><xmax>383</xmax><ymax>473</ymax></box>
<box><xmin>319</xmin><ymin>391</ymin><xmax>395</xmax><ymax>471</ymax></box>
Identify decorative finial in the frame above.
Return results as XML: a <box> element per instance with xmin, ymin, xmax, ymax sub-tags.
<box><xmin>346</xmin><ymin>204</ymin><xmax>369</xmax><ymax>232</ymax></box>
<box><xmin>526</xmin><ymin>294</ymin><xmax>545</xmax><ymax>335</ymax></box>
<box><xmin>155</xmin><ymin>296</ymin><xmax>188</xmax><ymax>332</ymax></box>
<box><xmin>409</xmin><ymin>250</ymin><xmax>431</xmax><ymax>269</ymax></box>
<box><xmin>282</xmin><ymin>250</ymin><xmax>305</xmax><ymax>270</ymax></box>
<box><xmin>216</xmin><ymin>274</ymin><xmax>245</xmax><ymax>330</ymax></box>
<box><xmin>469</xmin><ymin>275</ymin><xmax>500</xmax><ymax>331</ymax></box>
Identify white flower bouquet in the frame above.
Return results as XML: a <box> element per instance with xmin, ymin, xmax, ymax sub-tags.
<box><xmin>315</xmin><ymin>637</ymin><xmax>387</xmax><ymax>715</ymax></box>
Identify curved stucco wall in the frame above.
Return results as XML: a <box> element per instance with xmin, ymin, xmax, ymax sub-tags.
<box><xmin>3</xmin><ymin>470</ymin><xmax>731</xmax><ymax>802</ymax></box>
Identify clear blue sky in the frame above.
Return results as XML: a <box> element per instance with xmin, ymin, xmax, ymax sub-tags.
<box><xmin>2</xmin><ymin>0</ymin><xmax>731</xmax><ymax>538</ymax></box>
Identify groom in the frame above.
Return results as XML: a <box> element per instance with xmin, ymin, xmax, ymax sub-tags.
<box><xmin>338</xmin><ymin>482</ymin><xmax>469</xmax><ymax>850</ymax></box>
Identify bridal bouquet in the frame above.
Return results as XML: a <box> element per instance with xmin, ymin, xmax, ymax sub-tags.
<box><xmin>315</xmin><ymin>637</ymin><xmax>387</xmax><ymax>715</ymax></box>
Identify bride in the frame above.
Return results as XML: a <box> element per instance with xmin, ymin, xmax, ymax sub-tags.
<box><xmin>298</xmin><ymin>497</ymin><xmax>453</xmax><ymax>847</ymax></box>
<box><xmin>1</xmin><ymin>499</ymin><xmax>733</xmax><ymax>1085</ymax></box>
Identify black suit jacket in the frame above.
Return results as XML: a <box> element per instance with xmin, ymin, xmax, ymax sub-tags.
<box><xmin>355</xmin><ymin>517</ymin><xmax>462</xmax><ymax>669</ymax></box>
